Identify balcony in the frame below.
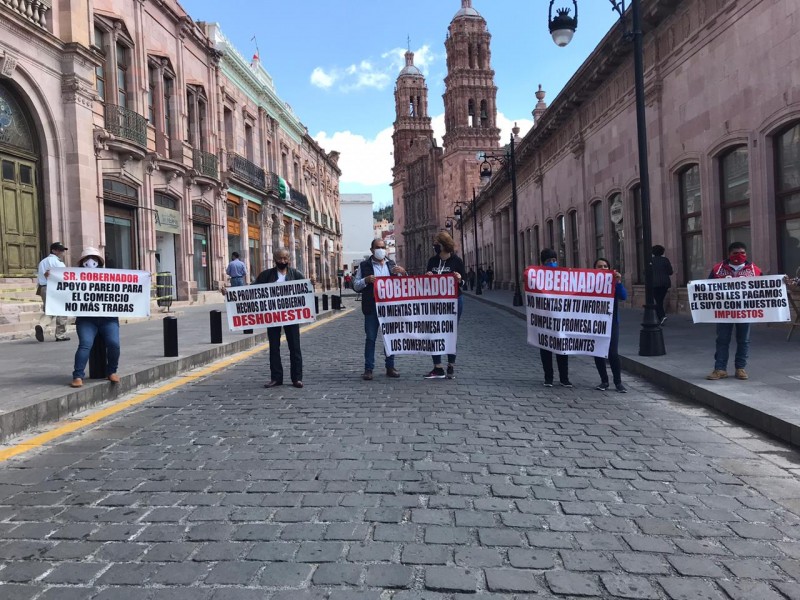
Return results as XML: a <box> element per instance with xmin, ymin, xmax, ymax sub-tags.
<box><xmin>104</xmin><ymin>104</ymin><xmax>147</xmax><ymax>148</ymax></box>
<box><xmin>227</xmin><ymin>152</ymin><xmax>265</xmax><ymax>190</ymax></box>
<box><xmin>2</xmin><ymin>0</ymin><xmax>51</xmax><ymax>29</ymax></box>
<box><xmin>193</xmin><ymin>149</ymin><xmax>219</xmax><ymax>179</ymax></box>
<box><xmin>289</xmin><ymin>188</ymin><xmax>310</xmax><ymax>212</ymax></box>
<box><xmin>266</xmin><ymin>171</ymin><xmax>280</xmax><ymax>196</ymax></box>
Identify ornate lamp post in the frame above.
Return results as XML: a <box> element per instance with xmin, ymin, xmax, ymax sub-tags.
<box><xmin>451</xmin><ymin>206</ymin><xmax>467</xmax><ymax>270</ymax></box>
<box><xmin>548</xmin><ymin>0</ymin><xmax>665</xmax><ymax>356</ymax></box>
<box><xmin>455</xmin><ymin>190</ymin><xmax>483</xmax><ymax>295</ymax></box>
<box><xmin>479</xmin><ymin>133</ymin><xmax>524</xmax><ymax>307</ymax></box>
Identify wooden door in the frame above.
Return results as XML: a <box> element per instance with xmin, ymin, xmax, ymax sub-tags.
<box><xmin>0</xmin><ymin>154</ymin><xmax>39</xmax><ymax>276</ymax></box>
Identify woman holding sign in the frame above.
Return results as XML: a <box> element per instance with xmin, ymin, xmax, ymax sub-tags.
<box><xmin>592</xmin><ymin>258</ymin><xmax>628</xmax><ymax>393</ymax></box>
<box><xmin>70</xmin><ymin>247</ymin><xmax>121</xmax><ymax>388</ymax></box>
<box><xmin>423</xmin><ymin>232</ymin><xmax>466</xmax><ymax>379</ymax></box>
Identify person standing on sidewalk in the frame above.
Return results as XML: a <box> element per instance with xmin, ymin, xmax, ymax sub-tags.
<box><xmin>70</xmin><ymin>247</ymin><xmax>120</xmax><ymax>388</ymax></box>
<box><xmin>706</xmin><ymin>242</ymin><xmax>762</xmax><ymax>381</ymax></box>
<box><xmin>651</xmin><ymin>245</ymin><xmax>673</xmax><ymax>326</ymax></box>
<box><xmin>423</xmin><ymin>232</ymin><xmax>465</xmax><ymax>380</ymax></box>
<box><xmin>539</xmin><ymin>248</ymin><xmax>572</xmax><ymax>388</ymax></box>
<box><xmin>35</xmin><ymin>241</ymin><xmax>71</xmax><ymax>343</ymax></box>
<box><xmin>467</xmin><ymin>267</ymin><xmax>476</xmax><ymax>291</ymax></box>
<box><xmin>226</xmin><ymin>252</ymin><xmax>247</xmax><ymax>287</ymax></box>
<box><xmin>486</xmin><ymin>266</ymin><xmax>494</xmax><ymax>290</ymax></box>
<box><xmin>593</xmin><ymin>258</ymin><xmax>628</xmax><ymax>393</ymax></box>
<box><xmin>353</xmin><ymin>238</ymin><xmax>407</xmax><ymax>380</ymax></box>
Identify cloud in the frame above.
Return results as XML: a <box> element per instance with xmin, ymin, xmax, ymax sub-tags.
<box><xmin>310</xmin><ymin>45</ymin><xmax>436</xmax><ymax>92</ymax></box>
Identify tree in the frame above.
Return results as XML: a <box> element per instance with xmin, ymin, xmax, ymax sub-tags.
<box><xmin>373</xmin><ymin>205</ymin><xmax>393</xmax><ymax>222</ymax></box>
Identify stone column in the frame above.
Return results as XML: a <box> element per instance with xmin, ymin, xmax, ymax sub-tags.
<box><xmin>500</xmin><ymin>208</ymin><xmax>511</xmax><ymax>288</ymax></box>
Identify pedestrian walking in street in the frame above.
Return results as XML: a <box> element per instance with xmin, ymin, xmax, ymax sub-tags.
<box><xmin>539</xmin><ymin>249</ymin><xmax>571</xmax><ymax>387</ymax></box>
<box><xmin>423</xmin><ymin>232</ymin><xmax>465</xmax><ymax>380</ymax></box>
<box><xmin>706</xmin><ymin>242</ymin><xmax>762</xmax><ymax>381</ymax></box>
<box><xmin>226</xmin><ymin>252</ymin><xmax>247</xmax><ymax>287</ymax></box>
<box><xmin>467</xmin><ymin>267</ymin><xmax>476</xmax><ymax>291</ymax></box>
<box><xmin>256</xmin><ymin>248</ymin><xmax>305</xmax><ymax>389</ymax></box>
<box><xmin>70</xmin><ymin>247</ymin><xmax>121</xmax><ymax>388</ymax></box>
<box><xmin>35</xmin><ymin>241</ymin><xmax>71</xmax><ymax>343</ymax></box>
<box><xmin>592</xmin><ymin>257</ymin><xmax>628</xmax><ymax>393</ymax></box>
<box><xmin>353</xmin><ymin>238</ymin><xmax>407</xmax><ymax>380</ymax></box>
<box><xmin>486</xmin><ymin>266</ymin><xmax>494</xmax><ymax>290</ymax></box>
<box><xmin>651</xmin><ymin>245</ymin><xmax>673</xmax><ymax>325</ymax></box>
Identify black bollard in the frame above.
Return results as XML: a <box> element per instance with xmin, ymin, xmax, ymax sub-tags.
<box><xmin>331</xmin><ymin>295</ymin><xmax>342</xmax><ymax>310</ymax></box>
<box><xmin>322</xmin><ymin>294</ymin><xmax>329</xmax><ymax>311</ymax></box>
<box><xmin>210</xmin><ymin>310</ymin><xmax>223</xmax><ymax>344</ymax></box>
<box><xmin>88</xmin><ymin>335</ymin><xmax>108</xmax><ymax>379</ymax></box>
<box><xmin>314</xmin><ymin>295</ymin><xmax>319</xmax><ymax>314</ymax></box>
<box><xmin>164</xmin><ymin>316</ymin><xmax>178</xmax><ymax>357</ymax></box>
<box><xmin>243</xmin><ymin>329</ymin><xmax>253</xmax><ymax>335</ymax></box>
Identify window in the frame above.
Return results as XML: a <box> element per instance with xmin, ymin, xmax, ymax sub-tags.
<box><xmin>776</xmin><ymin>123</ymin><xmax>800</xmax><ymax>273</ymax></box>
<box><xmin>223</xmin><ymin>107</ymin><xmax>234</xmax><ymax>150</ymax></box>
<box><xmin>546</xmin><ymin>219</ymin><xmax>554</xmax><ymax>253</ymax></box>
<box><xmin>282</xmin><ymin>152</ymin><xmax>289</xmax><ymax>180</ymax></box>
<box><xmin>532</xmin><ymin>225</ymin><xmax>540</xmax><ymax>266</ymax></box>
<box><xmin>186</xmin><ymin>86</ymin><xmax>208</xmax><ymax>150</ymax></box>
<box><xmin>163</xmin><ymin>74</ymin><xmax>174</xmax><ymax>139</ymax></box>
<box><xmin>720</xmin><ymin>146</ymin><xmax>751</xmax><ymax>252</ymax></box>
<box><xmin>592</xmin><ymin>202</ymin><xmax>605</xmax><ymax>262</ymax></box>
<box><xmin>679</xmin><ymin>165</ymin><xmax>704</xmax><ymax>283</ymax></box>
<box><xmin>116</xmin><ymin>41</ymin><xmax>128</xmax><ymax>107</ymax></box>
<box><xmin>226</xmin><ymin>201</ymin><xmax>237</xmax><ymax>219</ymax></box>
<box><xmin>94</xmin><ymin>27</ymin><xmax>106</xmax><ymax>102</ymax></box>
<box><xmin>609</xmin><ymin>193</ymin><xmax>624</xmax><ymax>274</ymax></box>
<box><xmin>557</xmin><ymin>215</ymin><xmax>566</xmax><ymax>266</ymax></box>
<box><xmin>244</xmin><ymin>123</ymin><xmax>254</xmax><ymax>161</ymax></box>
<box><xmin>632</xmin><ymin>185</ymin><xmax>645</xmax><ymax>283</ymax></box>
<box><xmin>569</xmin><ymin>211</ymin><xmax>579</xmax><ymax>268</ymax></box>
<box><xmin>147</xmin><ymin>66</ymin><xmax>156</xmax><ymax>123</ymax></box>
<box><xmin>154</xmin><ymin>192</ymin><xmax>177</xmax><ymax>210</ymax></box>
<box><xmin>293</xmin><ymin>161</ymin><xmax>300</xmax><ymax>187</ymax></box>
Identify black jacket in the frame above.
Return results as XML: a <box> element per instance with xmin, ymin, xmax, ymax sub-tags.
<box><xmin>651</xmin><ymin>256</ymin><xmax>673</xmax><ymax>288</ymax></box>
<box><xmin>426</xmin><ymin>254</ymin><xmax>466</xmax><ymax>296</ymax></box>
<box><xmin>255</xmin><ymin>266</ymin><xmax>305</xmax><ymax>285</ymax></box>
<box><xmin>358</xmin><ymin>258</ymin><xmax>397</xmax><ymax>315</ymax></box>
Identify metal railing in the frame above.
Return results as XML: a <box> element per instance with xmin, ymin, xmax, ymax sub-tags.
<box><xmin>193</xmin><ymin>149</ymin><xmax>219</xmax><ymax>179</ymax></box>
<box><xmin>104</xmin><ymin>104</ymin><xmax>147</xmax><ymax>147</ymax></box>
<box><xmin>289</xmin><ymin>188</ymin><xmax>310</xmax><ymax>211</ymax></box>
<box><xmin>227</xmin><ymin>152</ymin><xmax>265</xmax><ymax>189</ymax></box>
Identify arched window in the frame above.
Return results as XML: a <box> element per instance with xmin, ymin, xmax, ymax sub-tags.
<box><xmin>775</xmin><ymin>123</ymin><xmax>800</xmax><ymax>273</ymax></box>
<box><xmin>546</xmin><ymin>219</ymin><xmax>554</xmax><ymax>252</ymax></box>
<box><xmin>569</xmin><ymin>211</ymin><xmax>579</xmax><ymax>268</ymax></box>
<box><xmin>154</xmin><ymin>192</ymin><xmax>178</xmax><ymax>210</ymax></box>
<box><xmin>720</xmin><ymin>146</ymin><xmax>751</xmax><ymax>252</ymax></box>
<box><xmin>592</xmin><ymin>201</ymin><xmax>605</xmax><ymax>262</ymax></box>
<box><xmin>557</xmin><ymin>215</ymin><xmax>567</xmax><ymax>266</ymax></box>
<box><xmin>679</xmin><ymin>165</ymin><xmax>704</xmax><ymax>283</ymax></box>
<box><xmin>468</xmin><ymin>99</ymin><xmax>475</xmax><ymax>127</ymax></box>
<box><xmin>532</xmin><ymin>225</ymin><xmax>540</xmax><ymax>266</ymax></box>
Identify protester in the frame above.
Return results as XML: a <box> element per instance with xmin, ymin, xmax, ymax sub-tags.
<box><xmin>70</xmin><ymin>247</ymin><xmax>120</xmax><ymax>388</ymax></box>
<box><xmin>593</xmin><ymin>257</ymin><xmax>628</xmax><ymax>393</ymax></box>
<box><xmin>467</xmin><ymin>267</ymin><xmax>476</xmax><ymax>291</ymax></box>
<box><xmin>226</xmin><ymin>252</ymin><xmax>247</xmax><ymax>287</ymax></box>
<box><xmin>706</xmin><ymin>242</ymin><xmax>762</xmax><ymax>381</ymax></box>
<box><xmin>539</xmin><ymin>249</ymin><xmax>571</xmax><ymax>387</ymax></box>
<box><xmin>651</xmin><ymin>245</ymin><xmax>673</xmax><ymax>325</ymax></box>
<box><xmin>423</xmin><ymin>232</ymin><xmax>465</xmax><ymax>379</ymax></box>
<box><xmin>35</xmin><ymin>241</ymin><xmax>71</xmax><ymax>342</ymax></box>
<box><xmin>486</xmin><ymin>266</ymin><xmax>495</xmax><ymax>290</ymax></box>
<box><xmin>353</xmin><ymin>238</ymin><xmax>407</xmax><ymax>380</ymax></box>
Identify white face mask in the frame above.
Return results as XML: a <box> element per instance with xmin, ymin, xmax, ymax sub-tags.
<box><xmin>373</xmin><ymin>248</ymin><xmax>387</xmax><ymax>260</ymax></box>
<box><xmin>83</xmin><ymin>258</ymin><xmax>99</xmax><ymax>269</ymax></box>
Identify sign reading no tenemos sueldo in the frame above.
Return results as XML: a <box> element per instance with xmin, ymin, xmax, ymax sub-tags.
<box><xmin>225</xmin><ymin>279</ymin><xmax>316</xmax><ymax>331</ymax></box>
<box><xmin>46</xmin><ymin>268</ymin><xmax>151</xmax><ymax>317</ymax></box>
<box><xmin>374</xmin><ymin>275</ymin><xmax>458</xmax><ymax>355</ymax></box>
<box><xmin>525</xmin><ymin>267</ymin><xmax>616</xmax><ymax>358</ymax></box>
<box><xmin>688</xmin><ymin>275</ymin><xmax>790</xmax><ymax>323</ymax></box>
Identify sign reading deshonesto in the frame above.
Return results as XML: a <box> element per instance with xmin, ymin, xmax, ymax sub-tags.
<box><xmin>225</xmin><ymin>279</ymin><xmax>316</xmax><ymax>332</ymax></box>
<box><xmin>374</xmin><ymin>274</ymin><xmax>458</xmax><ymax>355</ymax></box>
<box><xmin>525</xmin><ymin>266</ymin><xmax>616</xmax><ymax>358</ymax></box>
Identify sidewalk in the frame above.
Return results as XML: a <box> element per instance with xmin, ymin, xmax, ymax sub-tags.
<box><xmin>0</xmin><ymin>297</ymin><xmax>346</xmax><ymax>443</ymax></box>
<box><xmin>465</xmin><ymin>286</ymin><xmax>800</xmax><ymax>446</ymax></box>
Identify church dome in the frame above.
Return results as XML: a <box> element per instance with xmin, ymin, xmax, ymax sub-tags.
<box><xmin>398</xmin><ymin>50</ymin><xmax>423</xmax><ymax>78</ymax></box>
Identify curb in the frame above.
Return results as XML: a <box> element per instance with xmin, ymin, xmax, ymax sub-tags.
<box><xmin>0</xmin><ymin>309</ymin><xmax>344</xmax><ymax>444</ymax></box>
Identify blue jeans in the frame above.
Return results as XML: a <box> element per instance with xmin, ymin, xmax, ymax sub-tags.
<box><xmin>73</xmin><ymin>317</ymin><xmax>121</xmax><ymax>379</ymax></box>
<box><xmin>364</xmin><ymin>311</ymin><xmax>394</xmax><ymax>371</ymax></box>
<box><xmin>230</xmin><ymin>276</ymin><xmax>245</xmax><ymax>287</ymax></box>
<box><xmin>432</xmin><ymin>295</ymin><xmax>464</xmax><ymax>366</ymax></box>
<box><xmin>714</xmin><ymin>322</ymin><xmax>750</xmax><ymax>370</ymax></box>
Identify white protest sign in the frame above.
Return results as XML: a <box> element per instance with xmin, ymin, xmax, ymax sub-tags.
<box><xmin>374</xmin><ymin>274</ymin><xmax>458</xmax><ymax>355</ymax></box>
<box><xmin>525</xmin><ymin>267</ymin><xmax>616</xmax><ymax>357</ymax></box>
<box><xmin>688</xmin><ymin>275</ymin><xmax>790</xmax><ymax>323</ymax></box>
<box><xmin>46</xmin><ymin>268</ymin><xmax>151</xmax><ymax>317</ymax></box>
<box><xmin>225</xmin><ymin>279</ymin><xmax>316</xmax><ymax>332</ymax></box>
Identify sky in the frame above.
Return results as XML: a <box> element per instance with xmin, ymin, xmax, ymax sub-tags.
<box><xmin>181</xmin><ymin>0</ymin><xmax>621</xmax><ymax>210</ymax></box>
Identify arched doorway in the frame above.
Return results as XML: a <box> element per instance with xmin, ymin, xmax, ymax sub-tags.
<box><xmin>0</xmin><ymin>81</ymin><xmax>42</xmax><ymax>276</ymax></box>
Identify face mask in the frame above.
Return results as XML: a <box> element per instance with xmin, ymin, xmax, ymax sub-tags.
<box><xmin>433</xmin><ymin>244</ymin><xmax>442</xmax><ymax>254</ymax></box>
<box><xmin>373</xmin><ymin>248</ymin><xmax>386</xmax><ymax>260</ymax></box>
<box><xmin>275</xmin><ymin>261</ymin><xmax>289</xmax><ymax>270</ymax></box>
<box><xmin>545</xmin><ymin>260</ymin><xmax>557</xmax><ymax>267</ymax></box>
<box><xmin>729</xmin><ymin>253</ymin><xmax>746</xmax><ymax>265</ymax></box>
<box><xmin>83</xmin><ymin>258</ymin><xmax>99</xmax><ymax>269</ymax></box>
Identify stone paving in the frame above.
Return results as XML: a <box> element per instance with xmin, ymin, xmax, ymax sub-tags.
<box><xmin>1</xmin><ymin>299</ymin><xmax>800</xmax><ymax>599</ymax></box>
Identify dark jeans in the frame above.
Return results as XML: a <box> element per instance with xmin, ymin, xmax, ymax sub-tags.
<box><xmin>594</xmin><ymin>321</ymin><xmax>622</xmax><ymax>385</ymax></box>
<box><xmin>714</xmin><ymin>322</ymin><xmax>750</xmax><ymax>370</ymax></box>
<box><xmin>432</xmin><ymin>295</ymin><xmax>463</xmax><ymax>366</ymax></box>
<box><xmin>540</xmin><ymin>349</ymin><xmax>569</xmax><ymax>383</ymax></box>
<box><xmin>653</xmin><ymin>286</ymin><xmax>669</xmax><ymax>321</ymax></box>
<box><xmin>364</xmin><ymin>311</ymin><xmax>394</xmax><ymax>371</ymax></box>
<box><xmin>267</xmin><ymin>324</ymin><xmax>302</xmax><ymax>383</ymax></box>
<box><xmin>73</xmin><ymin>317</ymin><xmax>120</xmax><ymax>379</ymax></box>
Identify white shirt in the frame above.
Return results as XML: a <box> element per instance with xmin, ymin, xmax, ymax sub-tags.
<box><xmin>37</xmin><ymin>254</ymin><xmax>65</xmax><ymax>286</ymax></box>
<box><xmin>277</xmin><ymin>271</ymin><xmax>287</xmax><ymax>282</ymax></box>
<box><xmin>353</xmin><ymin>259</ymin><xmax>391</xmax><ymax>292</ymax></box>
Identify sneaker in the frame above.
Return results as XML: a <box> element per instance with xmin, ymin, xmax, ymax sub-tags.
<box><xmin>543</xmin><ymin>381</ymin><xmax>554</xmax><ymax>388</ymax></box>
<box><xmin>596</xmin><ymin>381</ymin><xmax>610</xmax><ymax>391</ymax></box>
<box><xmin>446</xmin><ymin>365</ymin><xmax>455</xmax><ymax>379</ymax></box>
<box><xmin>35</xmin><ymin>325</ymin><xmax>44</xmax><ymax>342</ymax></box>
<box><xmin>615</xmin><ymin>383</ymin><xmax>628</xmax><ymax>393</ymax></box>
<box><xmin>70</xmin><ymin>378</ymin><xmax>83</xmax><ymax>388</ymax></box>
<box><xmin>560</xmin><ymin>380</ymin><xmax>574</xmax><ymax>388</ymax></box>
<box><xmin>660</xmin><ymin>316</ymin><xmax>667</xmax><ymax>326</ymax></box>
<box><xmin>706</xmin><ymin>369</ymin><xmax>728</xmax><ymax>380</ymax></box>
<box><xmin>362</xmin><ymin>370</ymin><xmax>373</xmax><ymax>381</ymax></box>
<box><xmin>735</xmin><ymin>368</ymin><xmax>748</xmax><ymax>380</ymax></box>
<box><xmin>424</xmin><ymin>368</ymin><xmax>446</xmax><ymax>379</ymax></box>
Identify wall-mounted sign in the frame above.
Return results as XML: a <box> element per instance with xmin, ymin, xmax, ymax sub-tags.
<box><xmin>610</xmin><ymin>198</ymin><xmax>624</xmax><ymax>225</ymax></box>
<box><xmin>155</xmin><ymin>206</ymin><xmax>181</xmax><ymax>234</ymax></box>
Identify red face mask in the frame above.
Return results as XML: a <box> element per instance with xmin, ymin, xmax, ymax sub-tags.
<box><xmin>729</xmin><ymin>252</ymin><xmax>747</xmax><ymax>265</ymax></box>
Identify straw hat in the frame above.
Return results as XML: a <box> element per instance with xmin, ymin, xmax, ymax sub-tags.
<box><xmin>78</xmin><ymin>246</ymin><xmax>105</xmax><ymax>267</ymax></box>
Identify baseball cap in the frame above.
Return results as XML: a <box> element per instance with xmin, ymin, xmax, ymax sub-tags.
<box><xmin>50</xmin><ymin>242</ymin><xmax>68</xmax><ymax>251</ymax></box>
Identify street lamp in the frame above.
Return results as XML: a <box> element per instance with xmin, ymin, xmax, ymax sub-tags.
<box><xmin>444</xmin><ymin>217</ymin><xmax>455</xmax><ymax>240</ymax></box>
<box><xmin>455</xmin><ymin>190</ymin><xmax>483</xmax><ymax>295</ymax></box>
<box><xmin>478</xmin><ymin>133</ymin><xmax>524</xmax><ymax>307</ymax></box>
<box><xmin>451</xmin><ymin>207</ymin><xmax>467</xmax><ymax>271</ymax></box>
<box><xmin>548</xmin><ymin>0</ymin><xmax>665</xmax><ymax>356</ymax></box>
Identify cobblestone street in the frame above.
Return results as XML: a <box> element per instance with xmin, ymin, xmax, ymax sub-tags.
<box><xmin>2</xmin><ymin>299</ymin><xmax>800</xmax><ymax>599</ymax></box>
